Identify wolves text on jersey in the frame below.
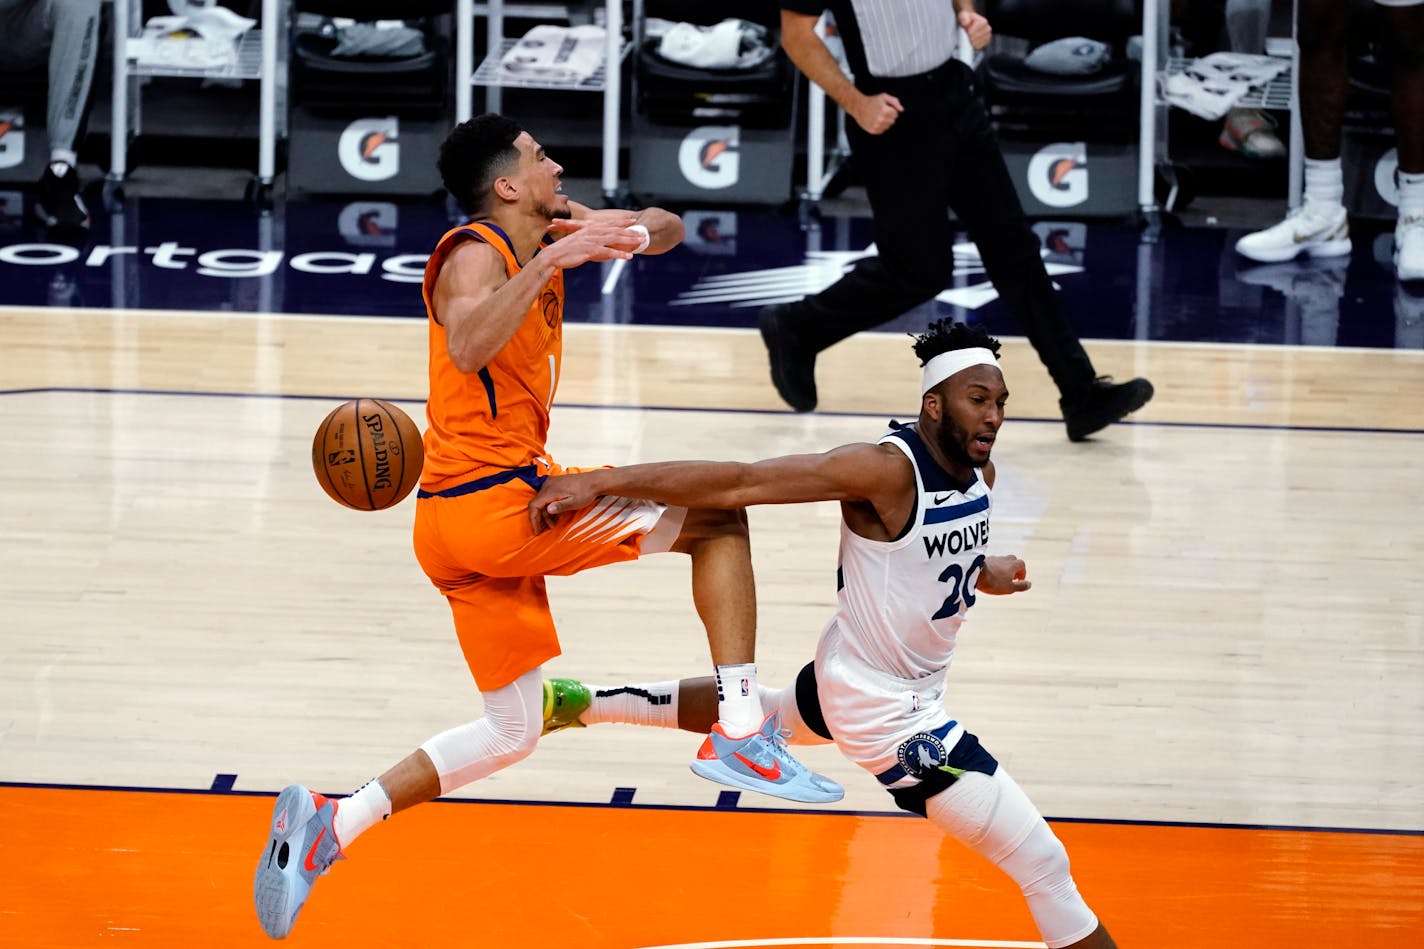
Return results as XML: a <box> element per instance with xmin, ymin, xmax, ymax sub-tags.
<box><xmin>922</xmin><ymin>517</ymin><xmax>988</xmax><ymax>559</ymax></box>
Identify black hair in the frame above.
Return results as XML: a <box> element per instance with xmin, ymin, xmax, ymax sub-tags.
<box><xmin>437</xmin><ymin>113</ymin><xmax>523</xmax><ymax>217</ymax></box>
<box><xmin>910</xmin><ymin>318</ymin><xmax>1002</xmax><ymax>366</ymax></box>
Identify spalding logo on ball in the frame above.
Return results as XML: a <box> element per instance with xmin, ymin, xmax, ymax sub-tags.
<box><xmin>312</xmin><ymin>399</ymin><xmax>423</xmax><ymax>511</ymax></box>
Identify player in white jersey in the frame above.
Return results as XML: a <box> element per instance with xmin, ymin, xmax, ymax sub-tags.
<box><xmin>528</xmin><ymin>320</ymin><xmax>1117</xmax><ymax>949</ymax></box>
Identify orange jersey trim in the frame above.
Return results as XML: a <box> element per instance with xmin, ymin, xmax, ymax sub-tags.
<box><xmin>419</xmin><ymin>221</ymin><xmax>565</xmax><ymax>492</ymax></box>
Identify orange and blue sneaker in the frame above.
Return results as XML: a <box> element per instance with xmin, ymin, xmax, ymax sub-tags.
<box><xmin>690</xmin><ymin>712</ymin><xmax>844</xmax><ymax>804</ymax></box>
<box><xmin>542</xmin><ymin>677</ymin><xmax>592</xmax><ymax>735</ymax></box>
<box><xmin>253</xmin><ymin>784</ymin><xmax>344</xmax><ymax>939</ymax></box>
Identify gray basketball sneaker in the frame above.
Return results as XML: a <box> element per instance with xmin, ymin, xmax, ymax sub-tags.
<box><xmin>253</xmin><ymin>784</ymin><xmax>344</xmax><ymax>939</ymax></box>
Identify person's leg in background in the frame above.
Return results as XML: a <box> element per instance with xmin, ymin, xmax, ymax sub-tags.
<box><xmin>0</xmin><ymin>0</ymin><xmax>100</xmax><ymax>233</ymax></box>
<box><xmin>1219</xmin><ymin>0</ymin><xmax>1287</xmax><ymax>159</ymax></box>
<box><xmin>758</xmin><ymin>97</ymin><xmax>957</xmax><ymax>413</ymax></box>
<box><xmin>1235</xmin><ymin>0</ymin><xmax>1354</xmax><ymax>263</ymax></box>
<box><xmin>940</xmin><ymin>66</ymin><xmax>1153</xmax><ymax>441</ymax></box>
<box><xmin>1380</xmin><ymin>0</ymin><xmax>1424</xmax><ymax>279</ymax></box>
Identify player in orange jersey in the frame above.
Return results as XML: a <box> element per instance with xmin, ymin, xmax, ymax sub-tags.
<box><xmin>253</xmin><ymin>114</ymin><xmax>841</xmax><ymax>940</ymax></box>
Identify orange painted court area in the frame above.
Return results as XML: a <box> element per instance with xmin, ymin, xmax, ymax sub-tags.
<box><xmin>2</xmin><ymin>785</ymin><xmax>1421</xmax><ymax>948</ymax></box>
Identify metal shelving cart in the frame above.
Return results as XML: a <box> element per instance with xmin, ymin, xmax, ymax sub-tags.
<box><xmin>108</xmin><ymin>0</ymin><xmax>283</xmax><ymax>197</ymax></box>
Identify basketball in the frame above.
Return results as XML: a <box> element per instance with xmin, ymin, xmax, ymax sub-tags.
<box><xmin>311</xmin><ymin>399</ymin><xmax>424</xmax><ymax>511</ymax></box>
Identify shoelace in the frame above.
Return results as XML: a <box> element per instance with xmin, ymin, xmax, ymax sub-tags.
<box><xmin>759</xmin><ymin>719</ymin><xmax>806</xmax><ymax>776</ymax></box>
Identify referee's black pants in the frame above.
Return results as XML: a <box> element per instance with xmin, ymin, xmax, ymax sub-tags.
<box><xmin>786</xmin><ymin>59</ymin><xmax>1097</xmax><ymax>399</ymax></box>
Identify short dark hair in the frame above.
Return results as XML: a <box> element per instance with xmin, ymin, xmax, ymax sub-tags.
<box><xmin>910</xmin><ymin>318</ymin><xmax>1002</xmax><ymax>366</ymax></box>
<box><xmin>438</xmin><ymin>113</ymin><xmax>523</xmax><ymax>217</ymax></box>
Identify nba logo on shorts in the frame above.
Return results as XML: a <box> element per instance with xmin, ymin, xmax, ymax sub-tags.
<box><xmin>740</xmin><ymin>677</ymin><xmax>750</xmax><ymax>697</ymax></box>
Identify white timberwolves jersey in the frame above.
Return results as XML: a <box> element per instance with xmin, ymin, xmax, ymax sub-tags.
<box><xmin>833</xmin><ymin>422</ymin><xmax>991</xmax><ymax>680</ymax></box>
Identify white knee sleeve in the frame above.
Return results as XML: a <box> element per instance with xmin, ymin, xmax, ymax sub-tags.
<box><xmin>419</xmin><ymin>668</ymin><xmax>543</xmax><ymax>794</ymax></box>
<box><xmin>927</xmin><ymin>769</ymin><xmax>1098</xmax><ymax>948</ymax></box>
<box><xmin>756</xmin><ymin>683</ymin><xmax>833</xmax><ymax>746</ymax></box>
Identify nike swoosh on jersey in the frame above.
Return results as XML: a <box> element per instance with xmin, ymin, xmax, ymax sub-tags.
<box><xmin>933</xmin><ymin>493</ymin><xmax>952</xmax><ymax>504</ymax></box>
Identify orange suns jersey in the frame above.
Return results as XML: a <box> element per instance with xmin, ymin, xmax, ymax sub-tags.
<box><xmin>420</xmin><ymin>221</ymin><xmax>565</xmax><ymax>492</ymax></box>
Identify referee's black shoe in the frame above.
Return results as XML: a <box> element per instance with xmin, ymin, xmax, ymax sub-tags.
<box><xmin>1060</xmin><ymin>377</ymin><xmax>1154</xmax><ymax>442</ymax></box>
<box><xmin>35</xmin><ymin>163</ymin><xmax>91</xmax><ymax>236</ymax></box>
<box><xmin>759</xmin><ymin>304</ymin><xmax>818</xmax><ymax>413</ymax></box>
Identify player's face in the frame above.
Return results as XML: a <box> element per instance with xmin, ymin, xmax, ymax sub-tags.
<box><xmin>930</xmin><ymin>366</ymin><xmax>1008</xmax><ymax>470</ymax></box>
<box><xmin>514</xmin><ymin>132</ymin><xmax>569</xmax><ymax>220</ymax></box>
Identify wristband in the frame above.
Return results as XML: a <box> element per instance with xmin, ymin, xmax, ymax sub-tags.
<box><xmin>627</xmin><ymin>223</ymin><xmax>651</xmax><ymax>254</ymax></box>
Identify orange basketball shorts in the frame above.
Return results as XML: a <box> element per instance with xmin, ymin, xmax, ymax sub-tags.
<box><xmin>413</xmin><ymin>462</ymin><xmax>685</xmax><ymax>691</ymax></box>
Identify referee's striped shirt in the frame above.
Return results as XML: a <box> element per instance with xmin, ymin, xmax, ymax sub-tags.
<box><xmin>784</xmin><ymin>0</ymin><xmax>961</xmax><ymax>81</ymax></box>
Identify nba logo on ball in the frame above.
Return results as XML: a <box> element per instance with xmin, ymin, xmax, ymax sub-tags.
<box><xmin>312</xmin><ymin>399</ymin><xmax>424</xmax><ymax>511</ymax></box>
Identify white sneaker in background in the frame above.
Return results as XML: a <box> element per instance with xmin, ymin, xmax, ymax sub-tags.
<box><xmin>1395</xmin><ymin>215</ymin><xmax>1424</xmax><ymax>282</ymax></box>
<box><xmin>1235</xmin><ymin>203</ymin><xmax>1351</xmax><ymax>264</ymax></box>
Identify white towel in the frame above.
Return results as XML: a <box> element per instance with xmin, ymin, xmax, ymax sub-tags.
<box><xmin>130</xmin><ymin>7</ymin><xmax>256</xmax><ymax>71</ymax></box>
<box><xmin>656</xmin><ymin>19</ymin><xmax>774</xmax><ymax>70</ymax></box>
<box><xmin>1161</xmin><ymin>52</ymin><xmax>1287</xmax><ymax>120</ymax></box>
<box><xmin>500</xmin><ymin>25</ymin><xmax>606</xmax><ymax>85</ymax></box>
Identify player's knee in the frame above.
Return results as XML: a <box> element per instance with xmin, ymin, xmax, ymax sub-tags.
<box><xmin>1005</xmin><ymin>821</ymin><xmax>1072</xmax><ymax>892</ymax></box>
<box><xmin>482</xmin><ymin>704</ymin><xmax>542</xmax><ymax>764</ymax></box>
<box><xmin>674</xmin><ymin>506</ymin><xmax>749</xmax><ymax>549</ymax></box>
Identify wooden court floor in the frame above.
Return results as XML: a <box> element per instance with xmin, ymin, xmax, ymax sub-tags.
<box><xmin>1</xmin><ymin>306</ymin><xmax>1422</xmax><ymax>946</ymax></box>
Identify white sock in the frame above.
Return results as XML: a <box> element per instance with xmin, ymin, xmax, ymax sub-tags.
<box><xmin>49</xmin><ymin>148</ymin><xmax>77</xmax><ymax>169</ymax></box>
<box><xmin>714</xmin><ymin>662</ymin><xmax>762</xmax><ymax>735</ymax></box>
<box><xmin>1398</xmin><ymin>171</ymin><xmax>1424</xmax><ymax>221</ymax></box>
<box><xmin>332</xmin><ymin>778</ymin><xmax>392</xmax><ymax>849</ymax></box>
<box><xmin>581</xmin><ymin>681</ymin><xmax>680</xmax><ymax>728</ymax></box>
<box><xmin>1303</xmin><ymin>158</ymin><xmax>1344</xmax><ymax>212</ymax></box>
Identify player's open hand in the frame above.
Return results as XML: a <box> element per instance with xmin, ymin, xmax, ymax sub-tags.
<box><xmin>542</xmin><ymin>218</ymin><xmax>642</xmax><ymax>268</ymax></box>
<box><xmin>975</xmin><ymin>555</ymin><xmax>1031</xmax><ymax>595</ymax></box>
<box><xmin>528</xmin><ymin>472</ymin><xmax>601</xmax><ymax>533</ymax></box>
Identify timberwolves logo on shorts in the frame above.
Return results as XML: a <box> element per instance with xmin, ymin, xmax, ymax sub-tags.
<box><xmin>678</xmin><ymin>126</ymin><xmax>740</xmax><ymax>190</ymax></box>
<box><xmin>338</xmin><ymin>117</ymin><xmax>401</xmax><ymax>182</ymax></box>
<box><xmin>1027</xmin><ymin>142</ymin><xmax>1089</xmax><ymax>208</ymax></box>
<box><xmin>897</xmin><ymin>732</ymin><xmax>949</xmax><ymax>778</ymax></box>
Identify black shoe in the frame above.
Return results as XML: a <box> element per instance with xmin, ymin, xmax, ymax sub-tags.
<box><xmin>1060</xmin><ymin>376</ymin><xmax>1155</xmax><ymax>442</ymax></box>
<box><xmin>758</xmin><ymin>304</ymin><xmax>818</xmax><ymax>412</ymax></box>
<box><xmin>34</xmin><ymin>163</ymin><xmax>91</xmax><ymax>235</ymax></box>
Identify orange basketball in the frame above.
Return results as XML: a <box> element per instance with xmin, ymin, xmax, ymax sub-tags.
<box><xmin>311</xmin><ymin>399</ymin><xmax>424</xmax><ymax>511</ymax></box>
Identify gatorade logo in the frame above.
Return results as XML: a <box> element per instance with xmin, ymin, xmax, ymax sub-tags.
<box><xmin>1027</xmin><ymin>142</ymin><xmax>1089</xmax><ymax>208</ymax></box>
<box><xmin>678</xmin><ymin>126</ymin><xmax>740</xmax><ymax>190</ymax></box>
<box><xmin>337</xmin><ymin>201</ymin><xmax>398</xmax><ymax>247</ymax></box>
<box><xmin>1373</xmin><ymin>147</ymin><xmax>1399</xmax><ymax>207</ymax></box>
<box><xmin>0</xmin><ymin>110</ymin><xmax>26</xmax><ymax>170</ymax></box>
<box><xmin>338</xmin><ymin>118</ymin><xmax>400</xmax><ymax>182</ymax></box>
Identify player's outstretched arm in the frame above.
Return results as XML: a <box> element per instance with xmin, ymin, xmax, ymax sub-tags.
<box><xmin>528</xmin><ymin>442</ymin><xmax>904</xmax><ymax>532</ymax></box>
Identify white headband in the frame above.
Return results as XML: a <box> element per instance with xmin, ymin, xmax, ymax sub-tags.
<box><xmin>920</xmin><ymin>348</ymin><xmax>1002</xmax><ymax>395</ymax></box>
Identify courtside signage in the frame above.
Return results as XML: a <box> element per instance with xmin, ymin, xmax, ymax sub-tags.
<box><xmin>0</xmin><ymin>241</ymin><xmax>430</xmax><ymax>283</ymax></box>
